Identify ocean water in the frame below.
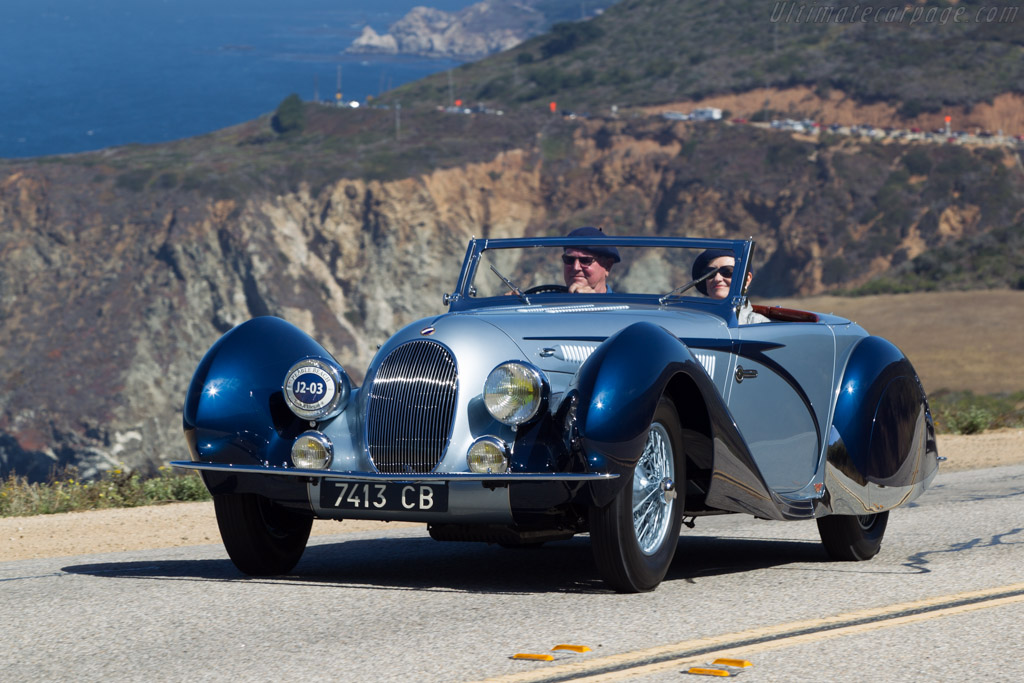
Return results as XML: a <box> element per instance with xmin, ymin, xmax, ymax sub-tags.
<box><xmin>0</xmin><ymin>0</ymin><xmax>469</xmax><ymax>159</ymax></box>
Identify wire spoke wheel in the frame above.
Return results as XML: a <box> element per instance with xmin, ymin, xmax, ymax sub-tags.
<box><xmin>632</xmin><ymin>423</ymin><xmax>674</xmax><ymax>555</ymax></box>
<box><xmin>590</xmin><ymin>396</ymin><xmax>685</xmax><ymax>592</ymax></box>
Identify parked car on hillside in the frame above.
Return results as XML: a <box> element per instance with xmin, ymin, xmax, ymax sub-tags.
<box><xmin>173</xmin><ymin>235</ymin><xmax>939</xmax><ymax>592</ymax></box>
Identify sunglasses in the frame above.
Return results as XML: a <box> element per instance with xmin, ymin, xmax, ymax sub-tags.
<box><xmin>562</xmin><ymin>254</ymin><xmax>597</xmax><ymax>267</ymax></box>
<box><xmin>706</xmin><ymin>266</ymin><xmax>734</xmax><ymax>279</ymax></box>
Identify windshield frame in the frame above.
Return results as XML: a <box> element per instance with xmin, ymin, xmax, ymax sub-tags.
<box><xmin>446</xmin><ymin>235</ymin><xmax>755</xmax><ymax>322</ymax></box>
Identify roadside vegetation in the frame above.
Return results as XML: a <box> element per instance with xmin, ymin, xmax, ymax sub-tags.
<box><xmin>0</xmin><ymin>467</ymin><xmax>210</xmax><ymax>518</ymax></box>
<box><xmin>930</xmin><ymin>390</ymin><xmax>1024</xmax><ymax>435</ymax></box>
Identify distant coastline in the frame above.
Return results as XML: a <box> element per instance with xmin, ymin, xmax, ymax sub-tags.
<box><xmin>0</xmin><ymin>0</ymin><xmax>464</xmax><ymax>159</ymax></box>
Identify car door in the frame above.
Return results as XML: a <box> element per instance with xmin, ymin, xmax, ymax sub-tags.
<box><xmin>725</xmin><ymin>320</ymin><xmax>837</xmax><ymax>493</ymax></box>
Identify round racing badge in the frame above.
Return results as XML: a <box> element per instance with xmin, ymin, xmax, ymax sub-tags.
<box><xmin>283</xmin><ymin>358</ymin><xmax>350</xmax><ymax>421</ymax></box>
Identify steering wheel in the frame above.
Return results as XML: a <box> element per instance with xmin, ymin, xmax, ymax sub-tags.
<box><xmin>524</xmin><ymin>284</ymin><xmax>569</xmax><ymax>294</ymax></box>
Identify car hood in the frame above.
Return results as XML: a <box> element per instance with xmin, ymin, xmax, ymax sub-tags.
<box><xmin>376</xmin><ymin>302</ymin><xmax>730</xmax><ymax>383</ymax></box>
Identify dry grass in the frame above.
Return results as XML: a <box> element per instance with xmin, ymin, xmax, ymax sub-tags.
<box><xmin>765</xmin><ymin>290</ymin><xmax>1024</xmax><ymax>395</ymax></box>
<box><xmin>1</xmin><ymin>467</ymin><xmax>210</xmax><ymax>518</ymax></box>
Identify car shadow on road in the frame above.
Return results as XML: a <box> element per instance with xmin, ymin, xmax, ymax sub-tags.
<box><xmin>62</xmin><ymin>533</ymin><xmax>829</xmax><ymax>594</ymax></box>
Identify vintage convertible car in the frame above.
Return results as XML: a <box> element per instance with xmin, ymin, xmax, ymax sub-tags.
<box><xmin>173</xmin><ymin>235</ymin><xmax>939</xmax><ymax>592</ymax></box>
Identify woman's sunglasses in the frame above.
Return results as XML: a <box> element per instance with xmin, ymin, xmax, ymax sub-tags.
<box><xmin>705</xmin><ymin>266</ymin><xmax>734</xmax><ymax>278</ymax></box>
<box><xmin>562</xmin><ymin>255</ymin><xmax>596</xmax><ymax>267</ymax></box>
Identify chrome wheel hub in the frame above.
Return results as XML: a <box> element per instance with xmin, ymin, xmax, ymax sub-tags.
<box><xmin>632</xmin><ymin>422</ymin><xmax>676</xmax><ymax>555</ymax></box>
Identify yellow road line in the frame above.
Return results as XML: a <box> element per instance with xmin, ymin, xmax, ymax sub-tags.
<box><xmin>476</xmin><ymin>582</ymin><xmax>1024</xmax><ymax>683</ymax></box>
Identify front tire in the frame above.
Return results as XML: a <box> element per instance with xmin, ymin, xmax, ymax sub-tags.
<box><xmin>590</xmin><ymin>397</ymin><xmax>685</xmax><ymax>592</ymax></box>
<box><xmin>816</xmin><ymin>511</ymin><xmax>889</xmax><ymax>561</ymax></box>
<box><xmin>213</xmin><ymin>493</ymin><xmax>313</xmax><ymax>575</ymax></box>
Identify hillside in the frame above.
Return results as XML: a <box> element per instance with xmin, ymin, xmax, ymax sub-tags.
<box><xmin>3</xmin><ymin>0</ymin><xmax>1024</xmax><ymax>483</ymax></box>
<box><xmin>385</xmin><ymin>0</ymin><xmax>1024</xmax><ymax>131</ymax></box>
<box><xmin>3</xmin><ymin>104</ymin><xmax>1023</xmax><ymax>482</ymax></box>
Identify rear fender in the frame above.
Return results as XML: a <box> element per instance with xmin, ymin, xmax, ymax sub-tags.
<box><xmin>826</xmin><ymin>336</ymin><xmax>939</xmax><ymax>513</ymax></box>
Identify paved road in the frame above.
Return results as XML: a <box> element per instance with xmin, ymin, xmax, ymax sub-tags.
<box><xmin>3</xmin><ymin>465</ymin><xmax>1022</xmax><ymax>682</ymax></box>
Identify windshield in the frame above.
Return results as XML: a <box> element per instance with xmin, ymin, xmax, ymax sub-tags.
<box><xmin>468</xmin><ymin>244</ymin><xmax>746</xmax><ymax>301</ymax></box>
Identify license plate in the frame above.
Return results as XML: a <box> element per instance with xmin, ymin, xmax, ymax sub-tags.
<box><xmin>320</xmin><ymin>480</ymin><xmax>448</xmax><ymax>513</ymax></box>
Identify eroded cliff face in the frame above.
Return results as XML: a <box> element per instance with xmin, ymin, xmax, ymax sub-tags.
<box><xmin>0</xmin><ymin>148</ymin><xmax>550</xmax><ymax>480</ymax></box>
<box><xmin>349</xmin><ymin>3</ymin><xmax>540</xmax><ymax>59</ymax></box>
<box><xmin>1</xmin><ymin>117</ymin><xmax>1018</xmax><ymax>480</ymax></box>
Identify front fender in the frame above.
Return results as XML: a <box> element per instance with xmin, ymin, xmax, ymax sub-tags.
<box><xmin>575</xmin><ymin>322</ymin><xmax>709</xmax><ymax>505</ymax></box>
<box><xmin>183</xmin><ymin>317</ymin><xmax>339</xmax><ymax>468</ymax></box>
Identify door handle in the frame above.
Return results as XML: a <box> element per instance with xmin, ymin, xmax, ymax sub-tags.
<box><xmin>735</xmin><ymin>365</ymin><xmax>758</xmax><ymax>383</ymax></box>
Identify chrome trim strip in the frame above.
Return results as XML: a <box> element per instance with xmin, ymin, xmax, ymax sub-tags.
<box><xmin>695</xmin><ymin>352</ymin><xmax>716</xmax><ymax>380</ymax></box>
<box><xmin>517</xmin><ymin>305</ymin><xmax>631</xmax><ymax>314</ymax></box>
<box><xmin>555</xmin><ymin>344</ymin><xmax>597</xmax><ymax>364</ymax></box>
<box><xmin>171</xmin><ymin>461</ymin><xmax>619</xmax><ymax>482</ymax></box>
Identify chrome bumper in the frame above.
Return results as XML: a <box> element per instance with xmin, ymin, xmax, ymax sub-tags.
<box><xmin>170</xmin><ymin>460</ymin><xmax>618</xmax><ymax>483</ymax></box>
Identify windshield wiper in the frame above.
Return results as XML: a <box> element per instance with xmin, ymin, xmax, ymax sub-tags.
<box><xmin>489</xmin><ymin>264</ymin><xmax>531</xmax><ymax>305</ymax></box>
<box><xmin>658</xmin><ymin>267</ymin><xmax>720</xmax><ymax>304</ymax></box>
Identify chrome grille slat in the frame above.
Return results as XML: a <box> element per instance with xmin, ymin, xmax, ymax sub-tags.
<box><xmin>366</xmin><ymin>340</ymin><xmax>457</xmax><ymax>474</ymax></box>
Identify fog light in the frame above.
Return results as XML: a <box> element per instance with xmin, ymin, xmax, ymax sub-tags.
<box><xmin>291</xmin><ymin>431</ymin><xmax>333</xmax><ymax>470</ymax></box>
<box><xmin>467</xmin><ymin>436</ymin><xmax>510</xmax><ymax>474</ymax></box>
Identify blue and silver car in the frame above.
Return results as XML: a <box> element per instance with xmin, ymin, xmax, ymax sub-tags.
<box><xmin>173</xmin><ymin>235</ymin><xmax>939</xmax><ymax>592</ymax></box>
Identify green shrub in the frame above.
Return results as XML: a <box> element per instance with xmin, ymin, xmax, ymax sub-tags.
<box><xmin>944</xmin><ymin>405</ymin><xmax>994</xmax><ymax>435</ymax></box>
<box><xmin>931</xmin><ymin>390</ymin><xmax>1024</xmax><ymax>435</ymax></box>
<box><xmin>272</xmin><ymin>94</ymin><xmax>305</xmax><ymax>135</ymax></box>
<box><xmin>902</xmin><ymin>148</ymin><xmax>933</xmax><ymax>176</ymax></box>
<box><xmin>115</xmin><ymin>168</ymin><xmax>153</xmax><ymax>192</ymax></box>
<box><xmin>540</xmin><ymin>21</ymin><xmax>604</xmax><ymax>59</ymax></box>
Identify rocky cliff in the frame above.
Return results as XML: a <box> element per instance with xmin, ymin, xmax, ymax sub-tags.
<box><xmin>2</xmin><ymin>110</ymin><xmax>1021</xmax><ymax>481</ymax></box>
<box><xmin>348</xmin><ymin>1</ymin><xmax>611</xmax><ymax>59</ymax></box>
<box><xmin>350</xmin><ymin>5</ymin><xmax>525</xmax><ymax>58</ymax></box>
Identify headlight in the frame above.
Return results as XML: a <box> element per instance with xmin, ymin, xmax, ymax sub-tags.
<box><xmin>291</xmin><ymin>431</ymin><xmax>333</xmax><ymax>469</ymax></box>
<box><xmin>483</xmin><ymin>361</ymin><xmax>547</xmax><ymax>425</ymax></box>
<box><xmin>467</xmin><ymin>436</ymin><xmax>510</xmax><ymax>473</ymax></box>
<box><xmin>283</xmin><ymin>357</ymin><xmax>350</xmax><ymax>421</ymax></box>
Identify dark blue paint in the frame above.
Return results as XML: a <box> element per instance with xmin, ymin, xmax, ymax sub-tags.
<box><xmin>572</xmin><ymin>322</ymin><xmax>773</xmax><ymax>513</ymax></box>
<box><xmin>183</xmin><ymin>317</ymin><xmax>338</xmax><ymax>468</ymax></box>
<box><xmin>291</xmin><ymin>372</ymin><xmax>327</xmax><ymax>403</ymax></box>
<box><xmin>576</xmin><ymin>323</ymin><xmax>689</xmax><ymax>467</ymax></box>
<box><xmin>831</xmin><ymin>336</ymin><xmax>926</xmax><ymax>485</ymax></box>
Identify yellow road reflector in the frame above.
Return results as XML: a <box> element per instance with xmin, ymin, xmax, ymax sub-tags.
<box><xmin>512</xmin><ymin>653</ymin><xmax>555</xmax><ymax>662</ymax></box>
<box><xmin>713</xmin><ymin>658</ymin><xmax>752</xmax><ymax>668</ymax></box>
<box><xmin>551</xmin><ymin>644</ymin><xmax>591</xmax><ymax>653</ymax></box>
<box><xmin>687</xmin><ymin>667</ymin><xmax>732</xmax><ymax>676</ymax></box>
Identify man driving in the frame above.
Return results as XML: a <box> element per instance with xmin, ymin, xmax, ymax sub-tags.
<box><xmin>562</xmin><ymin>226</ymin><xmax>620</xmax><ymax>293</ymax></box>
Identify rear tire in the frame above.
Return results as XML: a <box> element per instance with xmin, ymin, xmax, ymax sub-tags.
<box><xmin>816</xmin><ymin>511</ymin><xmax>889</xmax><ymax>561</ymax></box>
<box><xmin>213</xmin><ymin>493</ymin><xmax>313</xmax><ymax>575</ymax></box>
<box><xmin>590</xmin><ymin>397</ymin><xmax>684</xmax><ymax>592</ymax></box>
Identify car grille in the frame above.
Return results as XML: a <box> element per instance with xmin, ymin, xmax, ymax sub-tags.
<box><xmin>366</xmin><ymin>340</ymin><xmax>458</xmax><ymax>474</ymax></box>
